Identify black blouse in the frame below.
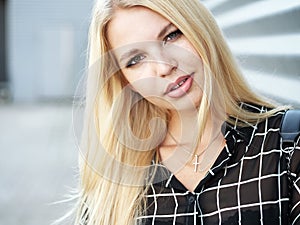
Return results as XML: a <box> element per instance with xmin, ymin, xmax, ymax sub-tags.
<box><xmin>136</xmin><ymin>103</ymin><xmax>300</xmax><ymax>225</ymax></box>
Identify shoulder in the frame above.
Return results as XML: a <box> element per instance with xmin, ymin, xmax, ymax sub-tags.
<box><xmin>229</xmin><ymin>103</ymin><xmax>285</xmax><ymax>144</ymax></box>
<box><xmin>238</xmin><ymin>102</ymin><xmax>288</xmax><ymax>131</ymax></box>
<box><xmin>228</xmin><ymin>102</ymin><xmax>300</xmax><ymax>151</ymax></box>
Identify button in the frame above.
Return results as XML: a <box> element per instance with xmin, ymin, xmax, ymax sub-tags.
<box><xmin>187</xmin><ymin>195</ymin><xmax>196</xmax><ymax>204</ymax></box>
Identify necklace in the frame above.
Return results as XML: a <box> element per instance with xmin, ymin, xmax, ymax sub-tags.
<box><xmin>192</xmin><ymin>154</ymin><xmax>201</xmax><ymax>172</ymax></box>
<box><xmin>167</xmin><ymin>132</ymin><xmax>208</xmax><ymax>172</ymax></box>
<box><xmin>167</xmin><ymin>131</ymin><xmax>225</xmax><ymax>173</ymax></box>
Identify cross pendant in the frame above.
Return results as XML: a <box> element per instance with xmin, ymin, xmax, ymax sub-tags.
<box><xmin>193</xmin><ymin>155</ymin><xmax>200</xmax><ymax>172</ymax></box>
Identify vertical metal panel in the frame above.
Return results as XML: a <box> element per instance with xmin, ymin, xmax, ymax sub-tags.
<box><xmin>0</xmin><ymin>0</ymin><xmax>6</xmax><ymax>83</ymax></box>
<box><xmin>39</xmin><ymin>26</ymin><xmax>75</xmax><ymax>98</ymax></box>
<box><xmin>7</xmin><ymin>0</ymin><xmax>93</xmax><ymax>101</ymax></box>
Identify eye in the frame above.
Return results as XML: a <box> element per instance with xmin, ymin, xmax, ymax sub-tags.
<box><xmin>126</xmin><ymin>54</ymin><xmax>146</xmax><ymax>68</ymax></box>
<box><xmin>163</xmin><ymin>29</ymin><xmax>183</xmax><ymax>45</ymax></box>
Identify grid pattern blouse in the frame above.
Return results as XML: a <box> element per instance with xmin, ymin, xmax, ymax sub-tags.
<box><xmin>136</xmin><ymin>103</ymin><xmax>300</xmax><ymax>225</ymax></box>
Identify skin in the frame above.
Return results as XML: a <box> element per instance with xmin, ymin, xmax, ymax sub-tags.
<box><xmin>107</xmin><ymin>6</ymin><xmax>225</xmax><ymax>191</ymax></box>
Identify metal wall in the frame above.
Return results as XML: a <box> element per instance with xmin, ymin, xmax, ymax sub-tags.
<box><xmin>204</xmin><ymin>0</ymin><xmax>300</xmax><ymax>106</ymax></box>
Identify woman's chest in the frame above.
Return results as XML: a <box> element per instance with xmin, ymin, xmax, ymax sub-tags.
<box><xmin>143</xmin><ymin>148</ymin><xmax>289</xmax><ymax>225</ymax></box>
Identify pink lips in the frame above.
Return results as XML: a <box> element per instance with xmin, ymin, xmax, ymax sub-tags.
<box><xmin>164</xmin><ymin>73</ymin><xmax>194</xmax><ymax>98</ymax></box>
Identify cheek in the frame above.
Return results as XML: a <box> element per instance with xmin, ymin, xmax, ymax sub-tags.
<box><xmin>124</xmin><ymin>76</ymin><xmax>167</xmax><ymax>99</ymax></box>
<box><xmin>122</xmin><ymin>73</ymin><xmax>152</xmax><ymax>94</ymax></box>
<box><xmin>121</xmin><ymin>71</ymin><xmax>139</xmax><ymax>84</ymax></box>
<box><xmin>191</xmin><ymin>84</ymin><xmax>203</xmax><ymax>107</ymax></box>
<box><xmin>177</xmin><ymin>37</ymin><xmax>200</xmax><ymax>58</ymax></box>
<box><xmin>121</xmin><ymin>64</ymin><xmax>152</xmax><ymax>84</ymax></box>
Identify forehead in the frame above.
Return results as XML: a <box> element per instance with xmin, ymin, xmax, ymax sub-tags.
<box><xmin>107</xmin><ymin>6</ymin><xmax>170</xmax><ymax>49</ymax></box>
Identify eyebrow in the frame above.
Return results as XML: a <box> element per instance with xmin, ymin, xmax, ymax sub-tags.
<box><xmin>118</xmin><ymin>23</ymin><xmax>174</xmax><ymax>64</ymax></box>
<box><xmin>119</xmin><ymin>49</ymin><xmax>140</xmax><ymax>65</ymax></box>
<box><xmin>157</xmin><ymin>22</ymin><xmax>174</xmax><ymax>39</ymax></box>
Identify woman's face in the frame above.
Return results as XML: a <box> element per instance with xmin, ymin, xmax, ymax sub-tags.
<box><xmin>107</xmin><ymin>6</ymin><xmax>204</xmax><ymax>111</ymax></box>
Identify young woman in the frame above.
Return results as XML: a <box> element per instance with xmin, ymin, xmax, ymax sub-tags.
<box><xmin>74</xmin><ymin>0</ymin><xmax>300</xmax><ymax>224</ymax></box>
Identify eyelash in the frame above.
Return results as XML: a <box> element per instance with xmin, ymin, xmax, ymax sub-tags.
<box><xmin>163</xmin><ymin>29</ymin><xmax>183</xmax><ymax>44</ymax></box>
<box><xmin>126</xmin><ymin>54</ymin><xmax>146</xmax><ymax>68</ymax></box>
<box><xmin>125</xmin><ymin>29</ymin><xmax>183</xmax><ymax>68</ymax></box>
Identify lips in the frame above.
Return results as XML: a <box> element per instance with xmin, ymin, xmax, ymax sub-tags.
<box><xmin>164</xmin><ymin>73</ymin><xmax>194</xmax><ymax>98</ymax></box>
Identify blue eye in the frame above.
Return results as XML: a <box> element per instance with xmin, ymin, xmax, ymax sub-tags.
<box><xmin>163</xmin><ymin>29</ymin><xmax>183</xmax><ymax>44</ymax></box>
<box><xmin>126</xmin><ymin>54</ymin><xmax>145</xmax><ymax>68</ymax></box>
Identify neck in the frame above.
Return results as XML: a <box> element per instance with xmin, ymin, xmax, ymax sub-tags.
<box><xmin>159</xmin><ymin>109</ymin><xmax>226</xmax><ymax>173</ymax></box>
<box><xmin>163</xmin><ymin>109</ymin><xmax>213</xmax><ymax>152</ymax></box>
<box><xmin>166</xmin><ymin>110</ymin><xmax>199</xmax><ymax>144</ymax></box>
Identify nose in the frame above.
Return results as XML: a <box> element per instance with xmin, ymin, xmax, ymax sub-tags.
<box><xmin>155</xmin><ymin>51</ymin><xmax>178</xmax><ymax>78</ymax></box>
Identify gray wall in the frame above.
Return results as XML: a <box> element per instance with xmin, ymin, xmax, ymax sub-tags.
<box><xmin>204</xmin><ymin>0</ymin><xmax>300</xmax><ymax>106</ymax></box>
<box><xmin>7</xmin><ymin>0</ymin><xmax>93</xmax><ymax>101</ymax></box>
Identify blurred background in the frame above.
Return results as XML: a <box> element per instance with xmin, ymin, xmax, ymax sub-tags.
<box><xmin>0</xmin><ymin>0</ymin><xmax>299</xmax><ymax>224</ymax></box>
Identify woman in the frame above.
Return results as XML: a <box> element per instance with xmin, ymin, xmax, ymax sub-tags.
<box><xmin>74</xmin><ymin>0</ymin><xmax>300</xmax><ymax>224</ymax></box>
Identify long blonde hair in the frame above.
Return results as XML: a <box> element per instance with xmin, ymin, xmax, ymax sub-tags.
<box><xmin>74</xmin><ymin>0</ymin><xmax>286</xmax><ymax>224</ymax></box>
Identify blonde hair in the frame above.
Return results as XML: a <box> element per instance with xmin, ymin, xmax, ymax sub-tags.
<box><xmin>74</xmin><ymin>0</ymin><xmax>286</xmax><ymax>224</ymax></box>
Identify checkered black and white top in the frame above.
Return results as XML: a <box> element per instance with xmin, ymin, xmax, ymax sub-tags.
<box><xmin>136</xmin><ymin>103</ymin><xmax>300</xmax><ymax>225</ymax></box>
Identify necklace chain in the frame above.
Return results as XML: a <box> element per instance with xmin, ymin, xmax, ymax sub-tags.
<box><xmin>167</xmin><ymin>132</ymin><xmax>210</xmax><ymax>172</ymax></box>
<box><xmin>168</xmin><ymin>132</ymin><xmax>224</xmax><ymax>173</ymax></box>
